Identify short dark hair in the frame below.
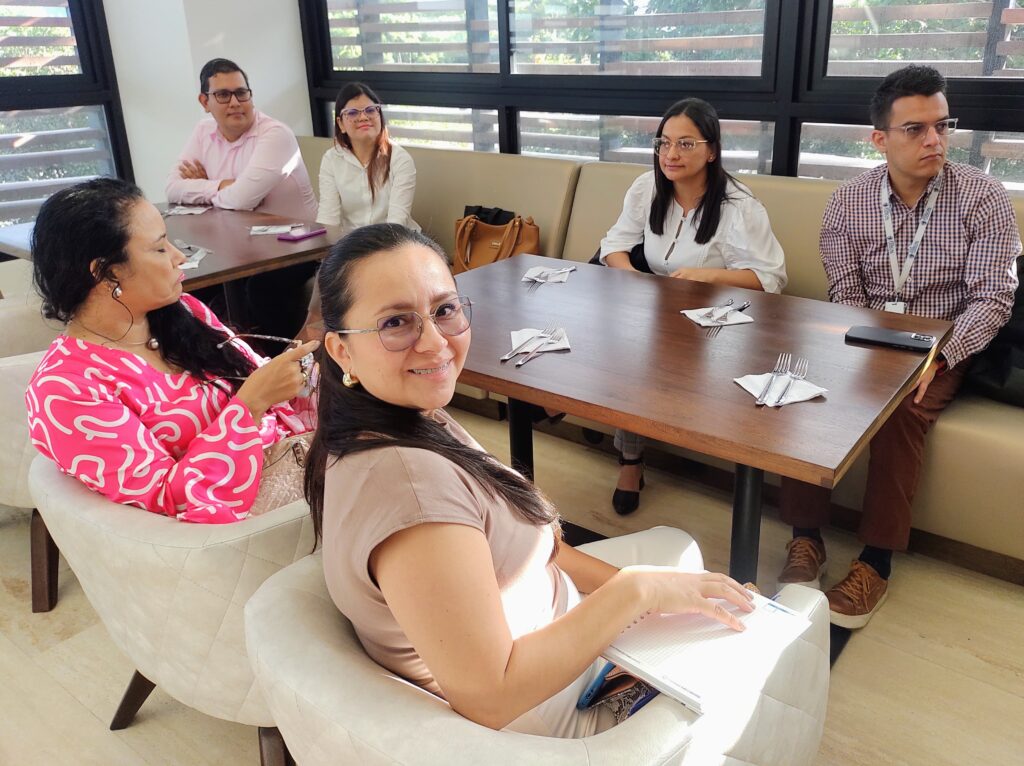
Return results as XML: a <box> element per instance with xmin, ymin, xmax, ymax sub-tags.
<box><xmin>198</xmin><ymin>58</ymin><xmax>249</xmax><ymax>94</ymax></box>
<box><xmin>870</xmin><ymin>65</ymin><xmax>947</xmax><ymax>129</ymax></box>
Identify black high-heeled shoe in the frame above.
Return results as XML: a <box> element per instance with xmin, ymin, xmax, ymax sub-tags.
<box><xmin>612</xmin><ymin>455</ymin><xmax>645</xmax><ymax>516</ymax></box>
<box><xmin>527</xmin><ymin>403</ymin><xmax>567</xmax><ymax>426</ymax></box>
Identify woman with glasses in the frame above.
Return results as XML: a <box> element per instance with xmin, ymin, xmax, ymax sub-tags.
<box><xmin>26</xmin><ymin>178</ymin><xmax>320</xmax><ymax>523</ymax></box>
<box><xmin>315</xmin><ymin>82</ymin><xmax>419</xmax><ymax>233</ymax></box>
<box><xmin>304</xmin><ymin>222</ymin><xmax>752</xmax><ymax>737</ymax></box>
<box><xmin>600</xmin><ymin>98</ymin><xmax>787</xmax><ymax>515</ymax></box>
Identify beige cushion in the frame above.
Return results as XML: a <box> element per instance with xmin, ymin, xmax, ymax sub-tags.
<box><xmin>0</xmin><ymin>257</ymin><xmax>35</xmax><ymax>299</ymax></box>
<box><xmin>245</xmin><ymin>529</ymin><xmax>829</xmax><ymax>766</ymax></box>
<box><xmin>297</xmin><ymin>136</ymin><xmax>333</xmax><ymax>204</ymax></box>
<box><xmin>404</xmin><ymin>146</ymin><xmax>580</xmax><ymax>261</ymax></box>
<box><xmin>0</xmin><ymin>296</ymin><xmax>60</xmax><ymax>358</ymax></box>
<box><xmin>562</xmin><ymin>161</ymin><xmax>647</xmax><ymax>264</ymax></box>
<box><xmin>0</xmin><ymin>351</ymin><xmax>45</xmax><ymax>508</ymax></box>
<box><xmin>29</xmin><ymin>456</ymin><xmax>314</xmax><ymax>726</ymax></box>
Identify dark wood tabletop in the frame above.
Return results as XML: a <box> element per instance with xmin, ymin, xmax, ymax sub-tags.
<box><xmin>165</xmin><ymin>207</ymin><xmax>345</xmax><ymax>291</ymax></box>
<box><xmin>455</xmin><ymin>254</ymin><xmax>954</xmax><ymax>490</ymax></box>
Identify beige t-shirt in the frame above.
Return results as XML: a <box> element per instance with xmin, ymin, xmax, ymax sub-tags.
<box><xmin>321</xmin><ymin>410</ymin><xmax>605</xmax><ymax>737</ymax></box>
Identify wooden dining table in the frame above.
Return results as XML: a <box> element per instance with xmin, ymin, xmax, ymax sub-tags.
<box><xmin>454</xmin><ymin>254</ymin><xmax>953</xmax><ymax>583</ymax></box>
<box><xmin>164</xmin><ymin>207</ymin><xmax>345</xmax><ymax>291</ymax></box>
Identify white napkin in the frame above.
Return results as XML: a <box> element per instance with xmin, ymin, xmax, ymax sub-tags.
<box><xmin>682</xmin><ymin>306</ymin><xmax>755</xmax><ymax>328</ymax></box>
<box><xmin>510</xmin><ymin>328</ymin><xmax>571</xmax><ymax>354</ymax></box>
<box><xmin>165</xmin><ymin>205</ymin><xmax>208</xmax><ymax>216</ymax></box>
<box><xmin>522</xmin><ymin>266</ymin><xmax>575</xmax><ymax>284</ymax></box>
<box><xmin>179</xmin><ymin>249</ymin><xmax>210</xmax><ymax>270</ymax></box>
<box><xmin>734</xmin><ymin>373</ymin><xmax>828</xmax><ymax>407</ymax></box>
<box><xmin>250</xmin><ymin>224</ymin><xmax>295</xmax><ymax>235</ymax></box>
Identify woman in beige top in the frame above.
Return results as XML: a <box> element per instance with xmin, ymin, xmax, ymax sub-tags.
<box><xmin>304</xmin><ymin>223</ymin><xmax>753</xmax><ymax>737</ymax></box>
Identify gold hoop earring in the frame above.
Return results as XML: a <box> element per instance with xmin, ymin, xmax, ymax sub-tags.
<box><xmin>343</xmin><ymin>371</ymin><xmax>359</xmax><ymax>388</ymax></box>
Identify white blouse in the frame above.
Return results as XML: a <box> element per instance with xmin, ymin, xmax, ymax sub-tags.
<box><xmin>599</xmin><ymin>171</ymin><xmax>787</xmax><ymax>294</ymax></box>
<box><xmin>315</xmin><ymin>142</ymin><xmax>420</xmax><ymax>232</ymax></box>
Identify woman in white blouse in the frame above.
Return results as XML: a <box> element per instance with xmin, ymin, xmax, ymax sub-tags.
<box><xmin>600</xmin><ymin>98</ymin><xmax>787</xmax><ymax>516</ymax></box>
<box><xmin>316</xmin><ymin>82</ymin><xmax>419</xmax><ymax>232</ymax></box>
<box><xmin>302</xmin><ymin>83</ymin><xmax>420</xmax><ymax>339</ymax></box>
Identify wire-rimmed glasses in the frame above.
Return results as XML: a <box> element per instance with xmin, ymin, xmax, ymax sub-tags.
<box><xmin>207</xmin><ymin>88</ymin><xmax>252</xmax><ymax>104</ymax></box>
<box><xmin>653</xmin><ymin>137</ymin><xmax>710</xmax><ymax>154</ymax></box>
<box><xmin>881</xmin><ymin>118</ymin><xmax>957</xmax><ymax>141</ymax></box>
<box><xmin>339</xmin><ymin>104</ymin><xmax>382</xmax><ymax>121</ymax></box>
<box><xmin>333</xmin><ymin>296</ymin><xmax>472</xmax><ymax>352</ymax></box>
<box><xmin>213</xmin><ymin>334</ymin><xmax>316</xmax><ymax>395</ymax></box>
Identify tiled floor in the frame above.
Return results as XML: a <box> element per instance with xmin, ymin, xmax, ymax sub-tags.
<box><xmin>0</xmin><ymin>408</ymin><xmax>1021</xmax><ymax>764</ymax></box>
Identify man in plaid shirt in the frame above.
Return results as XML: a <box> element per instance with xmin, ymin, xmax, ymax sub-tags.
<box><xmin>777</xmin><ymin>65</ymin><xmax>1020</xmax><ymax>628</ymax></box>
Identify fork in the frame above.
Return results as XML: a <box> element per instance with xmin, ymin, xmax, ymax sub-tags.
<box><xmin>525</xmin><ymin>266</ymin><xmax>575</xmax><ymax>293</ymax></box>
<box><xmin>773</xmin><ymin>357</ymin><xmax>809</xmax><ymax>407</ymax></box>
<box><xmin>756</xmin><ymin>352</ymin><xmax>791</xmax><ymax>406</ymax></box>
<box><xmin>706</xmin><ymin>300</ymin><xmax>752</xmax><ymax>337</ymax></box>
<box><xmin>699</xmin><ymin>298</ymin><xmax>734</xmax><ymax>319</ymax></box>
<box><xmin>500</xmin><ymin>324</ymin><xmax>556</xmax><ymax>362</ymax></box>
<box><xmin>516</xmin><ymin>327</ymin><xmax>565</xmax><ymax>367</ymax></box>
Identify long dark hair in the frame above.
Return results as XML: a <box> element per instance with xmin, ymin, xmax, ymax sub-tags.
<box><xmin>333</xmin><ymin>82</ymin><xmax>392</xmax><ymax>201</ymax></box>
<box><xmin>304</xmin><ymin>223</ymin><xmax>560</xmax><ymax>545</ymax></box>
<box><xmin>31</xmin><ymin>178</ymin><xmax>256</xmax><ymax>387</ymax></box>
<box><xmin>650</xmin><ymin>98</ymin><xmax>741</xmax><ymax>244</ymax></box>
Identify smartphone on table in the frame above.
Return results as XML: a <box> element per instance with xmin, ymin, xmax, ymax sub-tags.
<box><xmin>277</xmin><ymin>226</ymin><xmax>327</xmax><ymax>242</ymax></box>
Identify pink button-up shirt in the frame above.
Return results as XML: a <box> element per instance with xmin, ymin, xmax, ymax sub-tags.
<box><xmin>165</xmin><ymin>110</ymin><xmax>317</xmax><ymax>221</ymax></box>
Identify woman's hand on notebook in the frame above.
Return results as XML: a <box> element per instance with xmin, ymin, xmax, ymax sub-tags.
<box><xmin>621</xmin><ymin>568</ymin><xmax>755</xmax><ymax>632</ymax></box>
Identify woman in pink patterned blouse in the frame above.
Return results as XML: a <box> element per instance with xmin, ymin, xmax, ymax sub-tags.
<box><xmin>25</xmin><ymin>178</ymin><xmax>319</xmax><ymax>523</ymax></box>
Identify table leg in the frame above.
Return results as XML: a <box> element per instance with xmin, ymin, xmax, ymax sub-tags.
<box><xmin>507</xmin><ymin>398</ymin><xmax>535</xmax><ymax>481</ymax></box>
<box><xmin>729</xmin><ymin>464</ymin><xmax>764</xmax><ymax>583</ymax></box>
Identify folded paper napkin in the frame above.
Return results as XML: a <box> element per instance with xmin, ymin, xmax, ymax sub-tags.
<box><xmin>510</xmin><ymin>328</ymin><xmax>571</xmax><ymax>354</ymax></box>
<box><xmin>734</xmin><ymin>373</ymin><xmax>828</xmax><ymax>407</ymax></box>
<box><xmin>522</xmin><ymin>266</ymin><xmax>575</xmax><ymax>284</ymax></box>
<box><xmin>179</xmin><ymin>249</ymin><xmax>210</xmax><ymax>270</ymax></box>
<box><xmin>165</xmin><ymin>205</ymin><xmax>209</xmax><ymax>216</ymax></box>
<box><xmin>681</xmin><ymin>307</ymin><xmax>755</xmax><ymax>328</ymax></box>
<box><xmin>250</xmin><ymin>224</ymin><xmax>295</xmax><ymax>236</ymax></box>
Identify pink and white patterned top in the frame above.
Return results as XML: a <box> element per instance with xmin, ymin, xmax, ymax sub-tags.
<box><xmin>25</xmin><ymin>294</ymin><xmax>314</xmax><ymax>524</ymax></box>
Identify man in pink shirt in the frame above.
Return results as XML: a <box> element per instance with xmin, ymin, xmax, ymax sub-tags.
<box><xmin>168</xmin><ymin>58</ymin><xmax>318</xmax><ymax>340</ymax></box>
<box><xmin>167</xmin><ymin>58</ymin><xmax>317</xmax><ymax>219</ymax></box>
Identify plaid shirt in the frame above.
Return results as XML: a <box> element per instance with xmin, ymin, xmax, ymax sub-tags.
<box><xmin>821</xmin><ymin>162</ymin><xmax>1020</xmax><ymax>368</ymax></box>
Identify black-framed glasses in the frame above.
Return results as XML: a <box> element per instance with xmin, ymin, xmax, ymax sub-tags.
<box><xmin>334</xmin><ymin>296</ymin><xmax>472</xmax><ymax>352</ymax></box>
<box><xmin>339</xmin><ymin>104</ymin><xmax>382</xmax><ymax>121</ymax></box>
<box><xmin>881</xmin><ymin>118</ymin><xmax>957</xmax><ymax>141</ymax></box>
<box><xmin>653</xmin><ymin>137</ymin><xmax>710</xmax><ymax>154</ymax></box>
<box><xmin>206</xmin><ymin>88</ymin><xmax>252</xmax><ymax>104</ymax></box>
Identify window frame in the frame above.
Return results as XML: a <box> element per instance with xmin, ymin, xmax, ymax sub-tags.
<box><xmin>298</xmin><ymin>0</ymin><xmax>1024</xmax><ymax>180</ymax></box>
<box><xmin>0</xmin><ymin>0</ymin><xmax>133</xmax><ymax>182</ymax></box>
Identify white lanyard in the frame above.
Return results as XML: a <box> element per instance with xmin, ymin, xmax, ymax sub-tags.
<box><xmin>880</xmin><ymin>171</ymin><xmax>943</xmax><ymax>300</ymax></box>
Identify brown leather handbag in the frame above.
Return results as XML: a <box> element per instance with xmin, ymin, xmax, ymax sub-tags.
<box><xmin>452</xmin><ymin>214</ymin><xmax>541</xmax><ymax>274</ymax></box>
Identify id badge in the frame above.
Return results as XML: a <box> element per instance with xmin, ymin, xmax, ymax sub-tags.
<box><xmin>883</xmin><ymin>301</ymin><xmax>906</xmax><ymax>314</ymax></box>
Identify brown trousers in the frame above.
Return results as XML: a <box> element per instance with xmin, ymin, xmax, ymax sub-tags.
<box><xmin>779</xmin><ymin>360</ymin><xmax>968</xmax><ymax>551</ymax></box>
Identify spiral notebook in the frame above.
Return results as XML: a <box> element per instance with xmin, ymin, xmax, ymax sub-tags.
<box><xmin>602</xmin><ymin>592</ymin><xmax>812</xmax><ymax>715</ymax></box>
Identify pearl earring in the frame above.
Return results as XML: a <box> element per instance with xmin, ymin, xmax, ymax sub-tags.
<box><xmin>111</xmin><ymin>282</ymin><xmax>123</xmax><ymax>299</ymax></box>
<box><xmin>343</xmin><ymin>371</ymin><xmax>359</xmax><ymax>388</ymax></box>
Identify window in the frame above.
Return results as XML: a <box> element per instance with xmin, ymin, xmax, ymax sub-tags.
<box><xmin>0</xmin><ymin>1</ymin><xmax>81</xmax><ymax>76</ymax></box>
<box><xmin>327</xmin><ymin>0</ymin><xmax>500</xmax><ymax>73</ymax></box>
<box><xmin>323</xmin><ymin>102</ymin><xmax>500</xmax><ymax>151</ymax></box>
<box><xmin>798</xmin><ymin>122</ymin><xmax>1024</xmax><ymax>191</ymax></box>
<box><xmin>0</xmin><ymin>1</ymin><xmax>130</xmax><ymax>229</ymax></box>
<box><xmin>0</xmin><ymin>106</ymin><xmax>115</xmax><ymax>225</ymax></box>
<box><xmin>510</xmin><ymin>0</ymin><xmax>768</xmax><ymax>76</ymax></box>
<box><xmin>519</xmin><ymin>112</ymin><xmax>774</xmax><ymax>173</ymax></box>
<box><xmin>827</xmin><ymin>0</ymin><xmax>1024</xmax><ymax>79</ymax></box>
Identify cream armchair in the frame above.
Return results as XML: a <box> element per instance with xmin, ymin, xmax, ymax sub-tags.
<box><xmin>0</xmin><ymin>278</ymin><xmax>62</xmax><ymax>612</ymax></box>
<box><xmin>28</xmin><ymin>456</ymin><xmax>315</xmax><ymax>765</ymax></box>
<box><xmin>245</xmin><ymin>530</ymin><xmax>830</xmax><ymax>766</ymax></box>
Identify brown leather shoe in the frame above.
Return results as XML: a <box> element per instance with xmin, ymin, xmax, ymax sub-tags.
<box><xmin>777</xmin><ymin>537</ymin><xmax>827</xmax><ymax>589</ymax></box>
<box><xmin>826</xmin><ymin>560</ymin><xmax>889</xmax><ymax>629</ymax></box>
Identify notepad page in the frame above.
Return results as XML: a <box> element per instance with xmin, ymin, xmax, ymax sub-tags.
<box><xmin>603</xmin><ymin>594</ymin><xmax>811</xmax><ymax>714</ymax></box>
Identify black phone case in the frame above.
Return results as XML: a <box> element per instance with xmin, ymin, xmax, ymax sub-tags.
<box><xmin>845</xmin><ymin>325</ymin><xmax>937</xmax><ymax>352</ymax></box>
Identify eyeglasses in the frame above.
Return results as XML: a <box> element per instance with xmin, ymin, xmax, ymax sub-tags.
<box><xmin>334</xmin><ymin>296</ymin><xmax>472</xmax><ymax>352</ymax></box>
<box><xmin>216</xmin><ymin>333</ymin><xmax>301</xmax><ymax>351</ymax></box>
<box><xmin>881</xmin><ymin>118</ymin><xmax>958</xmax><ymax>141</ymax></box>
<box><xmin>653</xmin><ymin>137</ymin><xmax>710</xmax><ymax>155</ymax></box>
<box><xmin>206</xmin><ymin>88</ymin><xmax>252</xmax><ymax>104</ymax></box>
<box><xmin>339</xmin><ymin>104</ymin><xmax>382</xmax><ymax>121</ymax></box>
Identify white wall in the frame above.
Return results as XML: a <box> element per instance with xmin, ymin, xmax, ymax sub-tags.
<box><xmin>104</xmin><ymin>0</ymin><xmax>313</xmax><ymax>202</ymax></box>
